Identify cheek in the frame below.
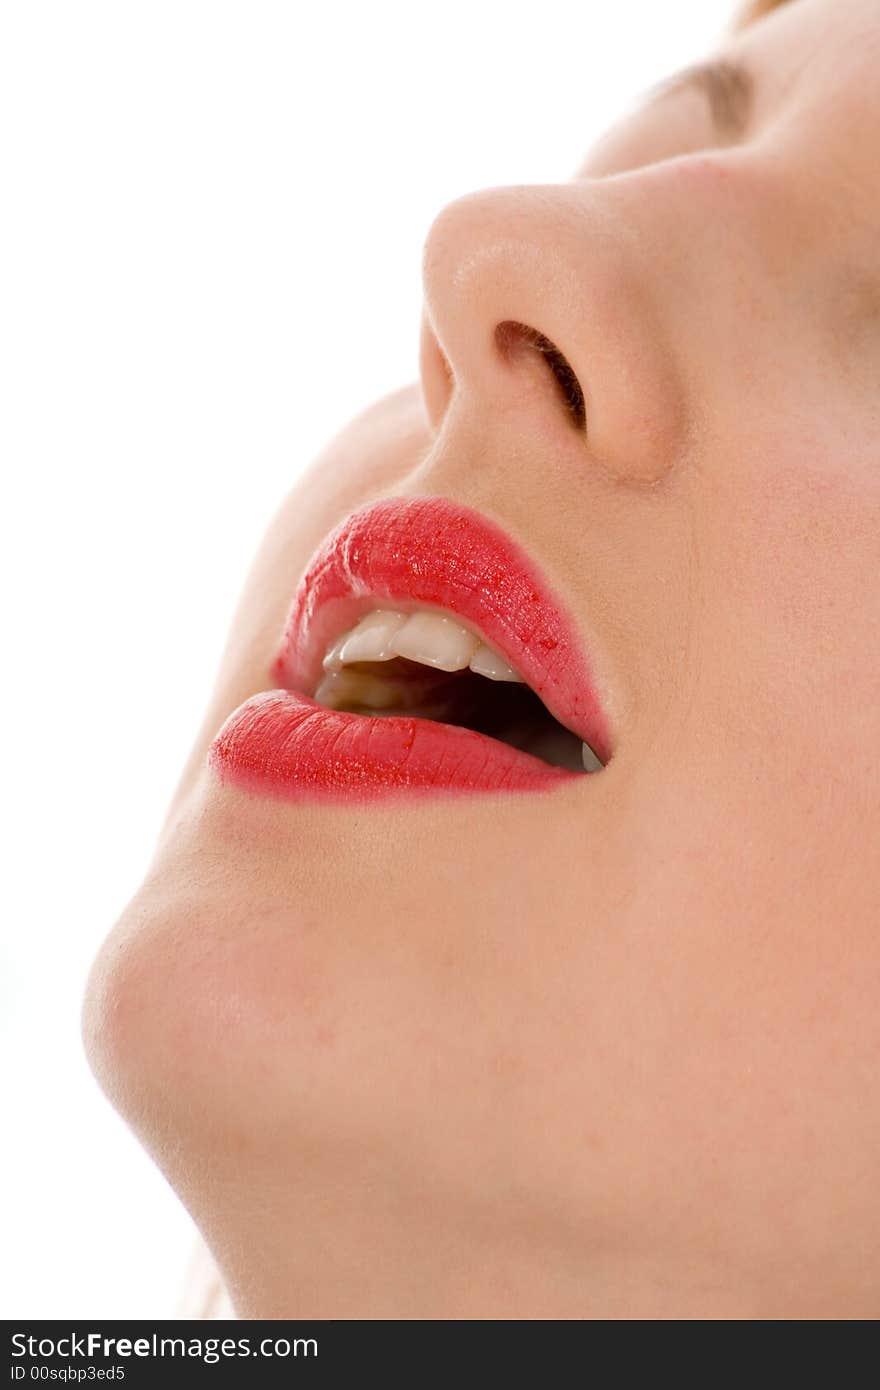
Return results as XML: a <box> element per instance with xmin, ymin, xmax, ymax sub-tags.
<box><xmin>683</xmin><ymin>412</ymin><xmax>880</xmax><ymax>783</ymax></box>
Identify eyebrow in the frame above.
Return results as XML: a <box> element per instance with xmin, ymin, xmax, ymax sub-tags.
<box><xmin>639</xmin><ymin>58</ymin><xmax>755</xmax><ymax>139</ymax></box>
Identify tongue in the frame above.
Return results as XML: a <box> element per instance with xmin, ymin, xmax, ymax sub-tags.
<box><xmin>313</xmin><ymin>663</ymin><xmax>461</xmax><ymax>713</ymax></box>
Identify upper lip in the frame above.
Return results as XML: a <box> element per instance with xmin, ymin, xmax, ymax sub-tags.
<box><xmin>272</xmin><ymin>493</ymin><xmax>614</xmax><ymax>764</ymax></box>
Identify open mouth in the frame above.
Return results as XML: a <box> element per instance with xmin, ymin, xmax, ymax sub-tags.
<box><xmin>312</xmin><ymin>606</ymin><xmax>602</xmax><ymax>773</ymax></box>
<box><xmin>210</xmin><ymin>494</ymin><xmax>614</xmax><ymax>802</ymax></box>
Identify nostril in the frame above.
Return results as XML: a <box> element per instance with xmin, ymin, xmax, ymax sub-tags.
<box><xmin>539</xmin><ymin>334</ymin><xmax>587</xmax><ymax>434</ymax></box>
<box><xmin>495</xmin><ymin>321</ymin><xmax>586</xmax><ymax>433</ymax></box>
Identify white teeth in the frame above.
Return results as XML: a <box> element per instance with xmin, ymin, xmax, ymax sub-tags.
<box><xmin>468</xmin><ymin>642</ymin><xmax>524</xmax><ymax>682</ymax></box>
<box><xmin>390</xmin><ymin>610</ymin><xmax>479</xmax><ymax>672</ymax></box>
<box><xmin>323</xmin><ymin>609</ymin><xmax>408</xmax><ymax>670</ymax></box>
<box><xmin>581</xmin><ymin>741</ymin><xmax>603</xmax><ymax>773</ymax></box>
<box><xmin>321</xmin><ymin>605</ymin><xmax>525</xmax><ymax>684</ymax></box>
<box><xmin>316</xmin><ymin>604</ymin><xmax>606</xmax><ymax>774</ymax></box>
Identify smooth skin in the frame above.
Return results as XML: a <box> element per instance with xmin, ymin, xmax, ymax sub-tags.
<box><xmin>83</xmin><ymin>0</ymin><xmax>880</xmax><ymax>1318</ymax></box>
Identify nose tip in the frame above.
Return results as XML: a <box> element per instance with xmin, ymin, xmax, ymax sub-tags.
<box><xmin>416</xmin><ymin>183</ymin><xmax>688</xmax><ymax>484</ymax></box>
<box><xmin>419</xmin><ymin>187</ymin><xmax>588</xmax><ymax>436</ymax></box>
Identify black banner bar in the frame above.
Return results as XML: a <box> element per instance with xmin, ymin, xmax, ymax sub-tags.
<box><xmin>3</xmin><ymin>1319</ymin><xmax>581</xmax><ymax>1385</ymax></box>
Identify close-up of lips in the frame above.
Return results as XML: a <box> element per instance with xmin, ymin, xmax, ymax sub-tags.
<box><xmin>211</xmin><ymin>493</ymin><xmax>614</xmax><ymax>800</ymax></box>
<box><xmin>5</xmin><ymin>0</ymin><xmax>880</xmax><ymax>1339</ymax></box>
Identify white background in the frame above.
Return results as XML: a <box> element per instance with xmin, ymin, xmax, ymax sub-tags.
<box><xmin>3</xmin><ymin>0</ymin><xmax>740</xmax><ymax>1318</ymax></box>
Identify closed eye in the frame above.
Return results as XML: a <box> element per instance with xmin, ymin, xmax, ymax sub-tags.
<box><xmin>636</xmin><ymin>57</ymin><xmax>755</xmax><ymax>142</ymax></box>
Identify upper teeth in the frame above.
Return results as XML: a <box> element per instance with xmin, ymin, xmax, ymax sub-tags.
<box><xmin>321</xmin><ymin>607</ymin><xmax>524</xmax><ymax>681</ymax></box>
<box><xmin>314</xmin><ymin>604</ymin><xmax>605</xmax><ymax>773</ymax></box>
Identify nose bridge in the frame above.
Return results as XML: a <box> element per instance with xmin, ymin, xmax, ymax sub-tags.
<box><xmin>419</xmin><ymin>182</ymin><xmax>689</xmax><ymax>483</ymax></box>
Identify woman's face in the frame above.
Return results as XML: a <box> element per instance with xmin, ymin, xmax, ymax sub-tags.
<box><xmin>84</xmin><ymin>0</ymin><xmax>880</xmax><ymax>1317</ymax></box>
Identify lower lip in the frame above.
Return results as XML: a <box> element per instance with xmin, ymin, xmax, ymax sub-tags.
<box><xmin>208</xmin><ymin>690</ymin><xmax>583</xmax><ymax>802</ymax></box>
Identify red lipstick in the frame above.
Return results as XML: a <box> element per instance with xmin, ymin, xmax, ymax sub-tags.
<box><xmin>209</xmin><ymin>495</ymin><xmax>613</xmax><ymax>803</ymax></box>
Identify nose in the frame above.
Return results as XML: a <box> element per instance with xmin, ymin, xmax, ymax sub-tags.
<box><xmin>418</xmin><ymin>183</ymin><xmax>687</xmax><ymax>484</ymax></box>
